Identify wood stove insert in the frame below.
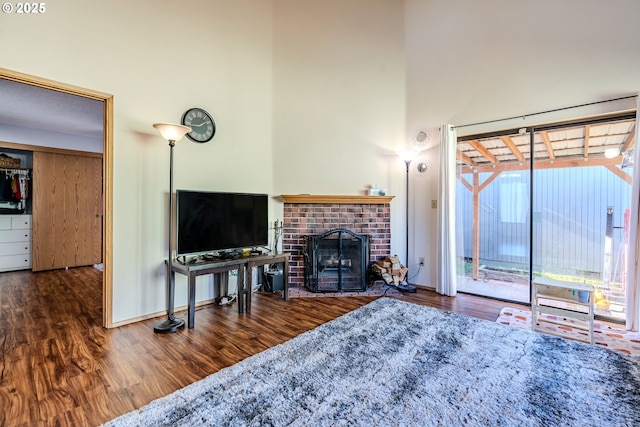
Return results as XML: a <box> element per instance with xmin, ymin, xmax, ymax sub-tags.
<box><xmin>303</xmin><ymin>228</ymin><xmax>370</xmax><ymax>292</ymax></box>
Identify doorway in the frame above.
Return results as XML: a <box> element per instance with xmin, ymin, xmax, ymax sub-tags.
<box><xmin>0</xmin><ymin>68</ymin><xmax>113</xmax><ymax>328</ymax></box>
<box><xmin>455</xmin><ymin>112</ymin><xmax>636</xmax><ymax>322</ymax></box>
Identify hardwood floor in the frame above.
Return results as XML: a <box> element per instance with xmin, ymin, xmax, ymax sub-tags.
<box><xmin>0</xmin><ymin>267</ymin><xmax>523</xmax><ymax>427</ymax></box>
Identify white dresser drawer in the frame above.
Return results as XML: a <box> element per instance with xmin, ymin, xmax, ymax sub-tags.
<box><xmin>0</xmin><ymin>214</ymin><xmax>32</xmax><ymax>272</ymax></box>
<box><xmin>0</xmin><ymin>215</ymin><xmax>31</xmax><ymax>230</ymax></box>
<box><xmin>0</xmin><ymin>254</ymin><xmax>32</xmax><ymax>271</ymax></box>
<box><xmin>0</xmin><ymin>241</ymin><xmax>30</xmax><ymax>256</ymax></box>
<box><xmin>12</xmin><ymin>215</ymin><xmax>31</xmax><ymax>230</ymax></box>
<box><xmin>0</xmin><ymin>216</ymin><xmax>11</xmax><ymax>230</ymax></box>
<box><xmin>0</xmin><ymin>229</ymin><xmax>31</xmax><ymax>243</ymax></box>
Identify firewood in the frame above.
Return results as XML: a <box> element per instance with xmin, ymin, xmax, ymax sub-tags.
<box><xmin>397</xmin><ymin>267</ymin><xmax>408</xmax><ymax>282</ymax></box>
<box><xmin>370</xmin><ymin>264</ymin><xmax>386</xmax><ymax>276</ymax></box>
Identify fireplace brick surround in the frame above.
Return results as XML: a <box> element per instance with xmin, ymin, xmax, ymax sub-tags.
<box><xmin>281</xmin><ymin>195</ymin><xmax>393</xmax><ymax>289</ymax></box>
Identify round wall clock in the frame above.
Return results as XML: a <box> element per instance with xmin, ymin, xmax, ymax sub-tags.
<box><xmin>181</xmin><ymin>107</ymin><xmax>216</xmax><ymax>143</ymax></box>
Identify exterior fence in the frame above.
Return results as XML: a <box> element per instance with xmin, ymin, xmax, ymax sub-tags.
<box><xmin>457</xmin><ymin>166</ymin><xmax>631</xmax><ymax>283</ymax></box>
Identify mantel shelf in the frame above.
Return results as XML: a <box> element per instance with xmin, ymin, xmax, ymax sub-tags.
<box><xmin>280</xmin><ymin>194</ymin><xmax>394</xmax><ymax>204</ymax></box>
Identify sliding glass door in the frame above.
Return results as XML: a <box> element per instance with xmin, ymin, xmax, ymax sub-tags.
<box><xmin>531</xmin><ymin>117</ymin><xmax>634</xmax><ymax>321</ymax></box>
<box><xmin>455</xmin><ymin>113</ymin><xmax>636</xmax><ymax>322</ymax></box>
<box><xmin>455</xmin><ymin>130</ymin><xmax>531</xmax><ymax>303</ymax></box>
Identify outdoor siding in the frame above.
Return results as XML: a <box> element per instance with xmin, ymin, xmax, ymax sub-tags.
<box><xmin>457</xmin><ymin>166</ymin><xmax>631</xmax><ymax>279</ymax></box>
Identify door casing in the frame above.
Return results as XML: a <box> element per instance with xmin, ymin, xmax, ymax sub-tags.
<box><xmin>0</xmin><ymin>67</ymin><xmax>114</xmax><ymax>328</ymax></box>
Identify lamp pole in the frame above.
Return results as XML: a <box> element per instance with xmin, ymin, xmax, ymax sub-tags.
<box><xmin>397</xmin><ymin>149</ymin><xmax>418</xmax><ymax>293</ymax></box>
<box><xmin>405</xmin><ymin>158</ymin><xmax>410</xmax><ymax>280</ymax></box>
<box><xmin>153</xmin><ymin>123</ymin><xmax>191</xmax><ymax>333</ymax></box>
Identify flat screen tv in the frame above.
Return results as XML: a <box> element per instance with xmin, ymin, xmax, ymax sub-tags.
<box><xmin>176</xmin><ymin>190</ymin><xmax>269</xmax><ymax>257</ymax></box>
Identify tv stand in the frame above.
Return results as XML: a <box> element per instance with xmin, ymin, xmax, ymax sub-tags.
<box><xmin>172</xmin><ymin>252</ymin><xmax>290</xmax><ymax>328</ymax></box>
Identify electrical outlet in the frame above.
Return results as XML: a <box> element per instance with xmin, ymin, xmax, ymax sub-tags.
<box><xmin>419</xmin><ymin>257</ymin><xmax>425</xmax><ymax>266</ymax></box>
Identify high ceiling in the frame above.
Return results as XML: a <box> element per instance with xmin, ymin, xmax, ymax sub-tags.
<box><xmin>457</xmin><ymin>116</ymin><xmax>637</xmax><ymax>180</ymax></box>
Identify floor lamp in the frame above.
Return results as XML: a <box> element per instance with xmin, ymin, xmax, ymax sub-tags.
<box><xmin>397</xmin><ymin>149</ymin><xmax>418</xmax><ymax>293</ymax></box>
<box><xmin>153</xmin><ymin>122</ymin><xmax>192</xmax><ymax>334</ymax></box>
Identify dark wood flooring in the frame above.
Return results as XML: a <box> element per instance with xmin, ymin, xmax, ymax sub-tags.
<box><xmin>0</xmin><ymin>267</ymin><xmax>523</xmax><ymax>427</ymax></box>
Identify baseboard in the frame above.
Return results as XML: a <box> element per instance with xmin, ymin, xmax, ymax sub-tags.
<box><xmin>109</xmin><ymin>298</ymin><xmax>217</xmax><ymax>329</ymax></box>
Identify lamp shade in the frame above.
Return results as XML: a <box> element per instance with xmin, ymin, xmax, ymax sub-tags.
<box><xmin>397</xmin><ymin>149</ymin><xmax>419</xmax><ymax>163</ymax></box>
<box><xmin>153</xmin><ymin>123</ymin><xmax>192</xmax><ymax>142</ymax></box>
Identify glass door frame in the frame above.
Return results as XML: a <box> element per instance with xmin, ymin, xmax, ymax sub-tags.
<box><xmin>455</xmin><ymin>111</ymin><xmax>636</xmax><ymax>323</ymax></box>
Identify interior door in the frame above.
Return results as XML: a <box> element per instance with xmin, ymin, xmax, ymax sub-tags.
<box><xmin>32</xmin><ymin>151</ymin><xmax>102</xmax><ymax>271</ymax></box>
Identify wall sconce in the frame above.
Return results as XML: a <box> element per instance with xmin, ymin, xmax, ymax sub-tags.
<box><xmin>416</xmin><ymin>162</ymin><xmax>430</xmax><ymax>174</ymax></box>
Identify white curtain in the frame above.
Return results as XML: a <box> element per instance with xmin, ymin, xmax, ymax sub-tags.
<box><xmin>436</xmin><ymin>124</ymin><xmax>457</xmax><ymax>296</ymax></box>
<box><xmin>626</xmin><ymin>95</ymin><xmax>640</xmax><ymax>331</ymax></box>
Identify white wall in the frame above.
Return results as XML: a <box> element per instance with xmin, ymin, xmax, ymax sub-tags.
<box><xmin>1</xmin><ymin>0</ymin><xmax>276</xmax><ymax>323</ymax></box>
<box><xmin>272</xmin><ymin>0</ymin><xmax>407</xmax><ymax>257</ymax></box>
<box><xmin>404</xmin><ymin>0</ymin><xmax>640</xmax><ymax>287</ymax></box>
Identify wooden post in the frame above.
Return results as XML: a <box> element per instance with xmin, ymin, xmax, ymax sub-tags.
<box><xmin>473</xmin><ymin>172</ymin><xmax>480</xmax><ymax>280</ymax></box>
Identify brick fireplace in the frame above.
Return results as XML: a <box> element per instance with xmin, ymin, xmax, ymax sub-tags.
<box><xmin>281</xmin><ymin>195</ymin><xmax>393</xmax><ymax>290</ymax></box>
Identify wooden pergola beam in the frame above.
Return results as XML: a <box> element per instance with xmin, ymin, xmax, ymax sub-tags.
<box><xmin>455</xmin><ymin>171</ymin><xmax>500</xmax><ymax>281</ymax></box>
<box><xmin>468</xmin><ymin>140</ymin><xmax>498</xmax><ymax>164</ymax></box>
<box><xmin>456</xmin><ymin>173</ymin><xmax>473</xmax><ymax>192</ymax></box>
<box><xmin>457</xmin><ymin>155</ymin><xmax>626</xmax><ymax>175</ymax></box>
<box><xmin>605</xmin><ymin>164</ymin><xmax>632</xmax><ymax>185</ymax></box>
<box><xmin>583</xmin><ymin>125</ymin><xmax>591</xmax><ymax>158</ymax></box>
<box><xmin>540</xmin><ymin>131</ymin><xmax>555</xmax><ymax>160</ymax></box>
<box><xmin>500</xmin><ymin>136</ymin><xmax>525</xmax><ymax>163</ymax></box>
<box><xmin>479</xmin><ymin>172</ymin><xmax>501</xmax><ymax>192</ymax></box>
<box><xmin>621</xmin><ymin>124</ymin><xmax>636</xmax><ymax>153</ymax></box>
<box><xmin>472</xmin><ymin>173</ymin><xmax>480</xmax><ymax>280</ymax></box>
<box><xmin>457</xmin><ymin>149</ymin><xmax>474</xmax><ymax>166</ymax></box>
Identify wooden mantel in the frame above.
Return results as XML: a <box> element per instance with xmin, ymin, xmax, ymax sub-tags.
<box><xmin>280</xmin><ymin>194</ymin><xmax>394</xmax><ymax>204</ymax></box>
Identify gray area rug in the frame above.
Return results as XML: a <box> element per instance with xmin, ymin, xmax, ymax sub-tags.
<box><xmin>103</xmin><ymin>298</ymin><xmax>640</xmax><ymax>426</ymax></box>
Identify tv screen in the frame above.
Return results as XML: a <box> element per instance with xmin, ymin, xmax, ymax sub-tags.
<box><xmin>176</xmin><ymin>190</ymin><xmax>269</xmax><ymax>256</ymax></box>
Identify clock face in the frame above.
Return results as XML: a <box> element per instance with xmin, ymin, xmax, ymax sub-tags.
<box><xmin>181</xmin><ymin>108</ymin><xmax>216</xmax><ymax>143</ymax></box>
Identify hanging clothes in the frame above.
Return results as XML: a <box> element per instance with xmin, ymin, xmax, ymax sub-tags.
<box><xmin>19</xmin><ymin>174</ymin><xmax>28</xmax><ymax>200</ymax></box>
<box><xmin>11</xmin><ymin>174</ymin><xmax>21</xmax><ymax>201</ymax></box>
<box><xmin>0</xmin><ymin>169</ymin><xmax>30</xmax><ymax>205</ymax></box>
<box><xmin>0</xmin><ymin>173</ymin><xmax>12</xmax><ymax>202</ymax></box>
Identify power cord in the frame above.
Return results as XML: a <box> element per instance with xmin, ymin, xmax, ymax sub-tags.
<box><xmin>408</xmin><ymin>264</ymin><xmax>423</xmax><ymax>281</ymax></box>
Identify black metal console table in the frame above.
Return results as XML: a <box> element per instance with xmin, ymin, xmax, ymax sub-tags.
<box><xmin>172</xmin><ymin>252</ymin><xmax>290</xmax><ymax>329</ymax></box>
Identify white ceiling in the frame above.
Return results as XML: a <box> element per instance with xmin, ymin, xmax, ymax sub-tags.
<box><xmin>0</xmin><ymin>78</ymin><xmax>104</xmax><ymax>139</ymax></box>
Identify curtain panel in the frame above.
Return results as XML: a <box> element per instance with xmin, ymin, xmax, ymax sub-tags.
<box><xmin>436</xmin><ymin>124</ymin><xmax>457</xmax><ymax>296</ymax></box>
<box><xmin>626</xmin><ymin>95</ymin><xmax>640</xmax><ymax>331</ymax></box>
